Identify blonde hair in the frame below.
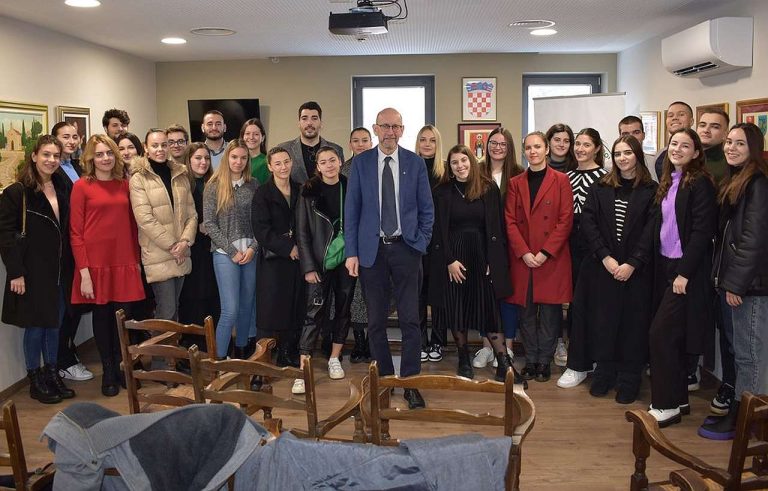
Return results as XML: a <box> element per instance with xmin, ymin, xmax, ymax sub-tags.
<box><xmin>81</xmin><ymin>134</ymin><xmax>125</xmax><ymax>180</ymax></box>
<box><xmin>208</xmin><ymin>139</ymin><xmax>251</xmax><ymax>213</ymax></box>
<box><xmin>416</xmin><ymin>125</ymin><xmax>445</xmax><ymax>181</ymax></box>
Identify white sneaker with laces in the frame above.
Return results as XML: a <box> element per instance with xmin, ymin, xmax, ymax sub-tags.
<box><xmin>556</xmin><ymin>368</ymin><xmax>587</xmax><ymax>388</ymax></box>
<box><xmin>420</xmin><ymin>347</ymin><xmax>429</xmax><ymax>363</ymax></box>
<box><xmin>647</xmin><ymin>406</ymin><xmax>682</xmax><ymax>427</ymax></box>
<box><xmin>328</xmin><ymin>358</ymin><xmax>345</xmax><ymax>380</ymax></box>
<box><xmin>291</xmin><ymin>378</ymin><xmax>305</xmax><ymax>395</ymax></box>
<box><xmin>472</xmin><ymin>347</ymin><xmax>495</xmax><ymax>368</ymax></box>
<box><xmin>59</xmin><ymin>362</ymin><xmax>94</xmax><ymax>381</ymax></box>
<box><xmin>554</xmin><ymin>339</ymin><xmax>567</xmax><ymax>367</ymax></box>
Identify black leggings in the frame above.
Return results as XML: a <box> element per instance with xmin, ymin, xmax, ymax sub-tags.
<box><xmin>92</xmin><ymin>302</ymin><xmax>133</xmax><ymax>369</ymax></box>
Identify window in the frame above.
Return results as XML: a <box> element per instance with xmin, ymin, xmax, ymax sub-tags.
<box><xmin>352</xmin><ymin>76</ymin><xmax>435</xmax><ymax>152</ymax></box>
<box><xmin>522</xmin><ymin>74</ymin><xmax>602</xmax><ymax>135</ymax></box>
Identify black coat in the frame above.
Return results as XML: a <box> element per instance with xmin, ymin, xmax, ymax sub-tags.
<box><xmin>428</xmin><ymin>181</ymin><xmax>512</xmax><ymax>307</ymax></box>
<box><xmin>0</xmin><ymin>176</ymin><xmax>72</xmax><ymax>328</ymax></box>
<box><xmin>252</xmin><ymin>177</ymin><xmax>304</xmax><ymax>332</ymax></box>
<box><xmin>652</xmin><ymin>174</ymin><xmax>717</xmax><ymax>354</ymax></box>
<box><xmin>714</xmin><ymin>173</ymin><xmax>768</xmax><ymax>297</ymax></box>
<box><xmin>296</xmin><ymin>175</ymin><xmax>347</xmax><ymax>276</ymax></box>
<box><xmin>573</xmin><ymin>181</ymin><xmax>658</xmax><ymax>363</ymax></box>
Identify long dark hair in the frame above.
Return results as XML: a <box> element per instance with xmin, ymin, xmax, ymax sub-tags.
<box><xmin>440</xmin><ymin>144</ymin><xmax>491</xmax><ymax>201</ymax></box>
<box><xmin>17</xmin><ymin>135</ymin><xmax>63</xmax><ymax>190</ymax></box>
<box><xmin>483</xmin><ymin>127</ymin><xmax>522</xmax><ymax>197</ymax></box>
<box><xmin>545</xmin><ymin>123</ymin><xmax>577</xmax><ymax>171</ymax></box>
<box><xmin>603</xmin><ymin>136</ymin><xmax>652</xmax><ymax>188</ymax></box>
<box><xmin>239</xmin><ymin>118</ymin><xmax>267</xmax><ymax>155</ymax></box>
<box><xmin>655</xmin><ymin>128</ymin><xmax>712</xmax><ymax>204</ymax></box>
<box><xmin>718</xmin><ymin>123</ymin><xmax>768</xmax><ymax>205</ymax></box>
<box><xmin>575</xmin><ymin>128</ymin><xmax>605</xmax><ymax>168</ymax></box>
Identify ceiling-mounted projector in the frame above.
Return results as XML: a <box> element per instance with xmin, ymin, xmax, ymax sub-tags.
<box><xmin>329</xmin><ymin>5</ymin><xmax>389</xmax><ymax>36</ymax></box>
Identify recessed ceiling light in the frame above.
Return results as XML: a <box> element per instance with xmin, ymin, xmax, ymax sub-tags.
<box><xmin>190</xmin><ymin>27</ymin><xmax>236</xmax><ymax>37</ymax></box>
<box><xmin>510</xmin><ymin>19</ymin><xmax>555</xmax><ymax>29</ymax></box>
<box><xmin>65</xmin><ymin>0</ymin><xmax>100</xmax><ymax>7</ymax></box>
<box><xmin>530</xmin><ymin>28</ymin><xmax>557</xmax><ymax>36</ymax></box>
<box><xmin>161</xmin><ymin>37</ymin><xmax>187</xmax><ymax>45</ymax></box>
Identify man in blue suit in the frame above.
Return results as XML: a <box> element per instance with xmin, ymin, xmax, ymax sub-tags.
<box><xmin>345</xmin><ymin>108</ymin><xmax>434</xmax><ymax>409</ymax></box>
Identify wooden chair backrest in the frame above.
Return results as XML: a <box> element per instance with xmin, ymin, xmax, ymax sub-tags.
<box><xmin>0</xmin><ymin>401</ymin><xmax>54</xmax><ymax>491</ymax></box>
<box><xmin>115</xmin><ymin>309</ymin><xmax>217</xmax><ymax>414</ymax></box>
<box><xmin>367</xmin><ymin>361</ymin><xmax>535</xmax><ymax>491</ymax></box>
<box><xmin>726</xmin><ymin>392</ymin><xmax>768</xmax><ymax>489</ymax></box>
<box><xmin>189</xmin><ymin>344</ymin><xmax>321</xmax><ymax>438</ymax></box>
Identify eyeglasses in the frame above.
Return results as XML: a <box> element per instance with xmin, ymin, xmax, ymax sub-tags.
<box><xmin>376</xmin><ymin>124</ymin><xmax>403</xmax><ymax>132</ymax></box>
<box><xmin>488</xmin><ymin>141</ymin><xmax>507</xmax><ymax>148</ymax></box>
<box><xmin>168</xmin><ymin>139</ymin><xmax>187</xmax><ymax>146</ymax></box>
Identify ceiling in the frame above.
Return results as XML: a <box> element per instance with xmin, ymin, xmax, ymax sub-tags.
<box><xmin>0</xmin><ymin>0</ymin><xmax>727</xmax><ymax>62</ymax></box>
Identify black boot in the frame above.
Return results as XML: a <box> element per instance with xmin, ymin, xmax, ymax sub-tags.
<box><xmin>698</xmin><ymin>400</ymin><xmax>739</xmax><ymax>440</ymax></box>
<box><xmin>496</xmin><ymin>353</ymin><xmax>528</xmax><ymax>389</ymax></box>
<box><xmin>101</xmin><ymin>360</ymin><xmax>119</xmax><ymax>397</ymax></box>
<box><xmin>276</xmin><ymin>347</ymin><xmax>300</xmax><ymax>368</ymax></box>
<box><xmin>350</xmin><ymin>329</ymin><xmax>369</xmax><ymax>364</ymax></box>
<box><xmin>250</xmin><ymin>375</ymin><xmax>264</xmax><ymax>392</ymax></box>
<box><xmin>28</xmin><ymin>368</ymin><xmax>61</xmax><ymax>404</ymax></box>
<box><xmin>244</xmin><ymin>337</ymin><xmax>257</xmax><ymax>359</ymax></box>
<box><xmin>615</xmin><ymin>371</ymin><xmax>641</xmax><ymax>404</ymax></box>
<box><xmin>113</xmin><ymin>359</ymin><xmax>127</xmax><ymax>389</ymax></box>
<box><xmin>44</xmin><ymin>364</ymin><xmax>75</xmax><ymax>399</ymax></box>
<box><xmin>233</xmin><ymin>346</ymin><xmax>246</xmax><ymax>360</ymax></box>
<box><xmin>457</xmin><ymin>345</ymin><xmax>474</xmax><ymax>379</ymax></box>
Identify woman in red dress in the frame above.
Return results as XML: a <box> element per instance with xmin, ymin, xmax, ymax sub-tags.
<box><xmin>70</xmin><ymin>134</ymin><xmax>145</xmax><ymax>396</ymax></box>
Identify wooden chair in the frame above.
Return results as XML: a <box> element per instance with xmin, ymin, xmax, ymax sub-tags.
<box><xmin>116</xmin><ymin>308</ymin><xmax>220</xmax><ymax>414</ymax></box>
<box><xmin>0</xmin><ymin>401</ymin><xmax>55</xmax><ymax>491</ymax></box>
<box><xmin>626</xmin><ymin>392</ymin><xmax>768</xmax><ymax>491</ymax></box>
<box><xmin>189</xmin><ymin>345</ymin><xmax>365</xmax><ymax>442</ymax></box>
<box><xmin>366</xmin><ymin>361</ymin><xmax>536</xmax><ymax>491</ymax></box>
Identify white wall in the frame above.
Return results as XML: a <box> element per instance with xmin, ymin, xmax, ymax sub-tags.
<box><xmin>0</xmin><ymin>16</ymin><xmax>156</xmax><ymax>392</ymax></box>
<box><xmin>618</xmin><ymin>0</ymin><xmax>768</xmax><ymax>122</ymax></box>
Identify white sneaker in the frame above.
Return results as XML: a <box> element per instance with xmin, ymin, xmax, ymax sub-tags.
<box><xmin>472</xmin><ymin>347</ymin><xmax>495</xmax><ymax>368</ymax></box>
<box><xmin>554</xmin><ymin>339</ymin><xmax>567</xmax><ymax>367</ymax></box>
<box><xmin>291</xmin><ymin>378</ymin><xmax>305</xmax><ymax>395</ymax></box>
<box><xmin>557</xmin><ymin>368</ymin><xmax>587</xmax><ymax>388</ymax></box>
<box><xmin>647</xmin><ymin>406</ymin><xmax>682</xmax><ymax>428</ymax></box>
<box><xmin>59</xmin><ymin>363</ymin><xmax>94</xmax><ymax>381</ymax></box>
<box><xmin>328</xmin><ymin>358</ymin><xmax>345</xmax><ymax>380</ymax></box>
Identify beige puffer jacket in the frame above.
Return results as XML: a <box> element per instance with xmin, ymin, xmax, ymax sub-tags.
<box><xmin>129</xmin><ymin>157</ymin><xmax>197</xmax><ymax>283</ymax></box>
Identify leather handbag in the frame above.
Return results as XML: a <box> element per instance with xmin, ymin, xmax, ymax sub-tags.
<box><xmin>322</xmin><ymin>184</ymin><xmax>345</xmax><ymax>271</ymax></box>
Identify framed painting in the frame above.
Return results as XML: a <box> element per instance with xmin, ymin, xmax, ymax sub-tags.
<box><xmin>0</xmin><ymin>100</ymin><xmax>48</xmax><ymax>192</ymax></box>
<box><xmin>458</xmin><ymin>123</ymin><xmax>501</xmax><ymax>161</ymax></box>
<box><xmin>462</xmin><ymin>77</ymin><xmax>497</xmax><ymax>121</ymax></box>
<box><xmin>639</xmin><ymin>111</ymin><xmax>662</xmax><ymax>156</ymax></box>
<box><xmin>56</xmin><ymin>105</ymin><xmax>91</xmax><ymax>151</ymax></box>
<box><xmin>695</xmin><ymin>102</ymin><xmax>729</xmax><ymax>124</ymax></box>
<box><xmin>736</xmin><ymin>98</ymin><xmax>768</xmax><ymax>158</ymax></box>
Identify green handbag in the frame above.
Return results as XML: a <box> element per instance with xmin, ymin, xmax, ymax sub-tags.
<box><xmin>323</xmin><ymin>184</ymin><xmax>346</xmax><ymax>271</ymax></box>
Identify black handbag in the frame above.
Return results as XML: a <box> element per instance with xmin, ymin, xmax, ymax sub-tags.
<box><xmin>262</xmin><ymin>231</ymin><xmax>292</xmax><ymax>260</ymax></box>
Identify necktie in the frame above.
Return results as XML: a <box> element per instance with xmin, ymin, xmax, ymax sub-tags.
<box><xmin>381</xmin><ymin>156</ymin><xmax>397</xmax><ymax>236</ymax></box>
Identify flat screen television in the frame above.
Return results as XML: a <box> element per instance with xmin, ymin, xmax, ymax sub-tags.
<box><xmin>187</xmin><ymin>98</ymin><xmax>261</xmax><ymax>143</ymax></box>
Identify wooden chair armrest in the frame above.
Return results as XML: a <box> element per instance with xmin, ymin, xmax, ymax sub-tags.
<box><xmin>625</xmin><ymin>410</ymin><xmax>731</xmax><ymax>484</ymax></box>
<box><xmin>207</xmin><ymin>371</ymin><xmax>243</xmax><ymax>391</ymax></box>
<box><xmin>669</xmin><ymin>468</ymin><xmax>716</xmax><ymax>491</ymax></box>
<box><xmin>316</xmin><ymin>378</ymin><xmax>363</xmax><ymax>437</ymax></box>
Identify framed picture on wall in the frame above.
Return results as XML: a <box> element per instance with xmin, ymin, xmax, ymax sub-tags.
<box><xmin>462</xmin><ymin>77</ymin><xmax>497</xmax><ymax>121</ymax></box>
<box><xmin>56</xmin><ymin>105</ymin><xmax>90</xmax><ymax>151</ymax></box>
<box><xmin>458</xmin><ymin>123</ymin><xmax>501</xmax><ymax>160</ymax></box>
<box><xmin>736</xmin><ymin>98</ymin><xmax>768</xmax><ymax>158</ymax></box>
<box><xmin>0</xmin><ymin>100</ymin><xmax>48</xmax><ymax>193</ymax></box>
<box><xmin>695</xmin><ymin>102</ymin><xmax>729</xmax><ymax>124</ymax></box>
<box><xmin>639</xmin><ymin>111</ymin><xmax>662</xmax><ymax>156</ymax></box>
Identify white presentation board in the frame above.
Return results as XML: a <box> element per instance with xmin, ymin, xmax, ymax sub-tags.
<box><xmin>533</xmin><ymin>92</ymin><xmax>627</xmax><ymax>167</ymax></box>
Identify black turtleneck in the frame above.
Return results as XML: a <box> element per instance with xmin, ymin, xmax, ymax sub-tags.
<box><xmin>424</xmin><ymin>157</ymin><xmax>438</xmax><ymax>188</ymax></box>
<box><xmin>150</xmin><ymin>158</ymin><xmax>173</xmax><ymax>209</ymax></box>
<box><xmin>527</xmin><ymin>166</ymin><xmax>547</xmax><ymax>206</ymax></box>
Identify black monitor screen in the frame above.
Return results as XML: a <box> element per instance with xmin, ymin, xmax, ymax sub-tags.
<box><xmin>187</xmin><ymin>98</ymin><xmax>261</xmax><ymax>143</ymax></box>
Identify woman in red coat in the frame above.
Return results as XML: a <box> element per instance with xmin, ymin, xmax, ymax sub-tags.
<box><xmin>505</xmin><ymin>131</ymin><xmax>574</xmax><ymax>382</ymax></box>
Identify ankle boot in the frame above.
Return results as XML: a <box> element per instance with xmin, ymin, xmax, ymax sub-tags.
<box><xmin>113</xmin><ymin>359</ymin><xmax>127</xmax><ymax>389</ymax></box>
<box><xmin>276</xmin><ymin>347</ymin><xmax>300</xmax><ymax>368</ymax></box>
<box><xmin>457</xmin><ymin>345</ymin><xmax>474</xmax><ymax>379</ymax></box>
<box><xmin>28</xmin><ymin>368</ymin><xmax>61</xmax><ymax>404</ymax></box>
<box><xmin>44</xmin><ymin>364</ymin><xmax>75</xmax><ymax>399</ymax></box>
<box><xmin>698</xmin><ymin>400</ymin><xmax>739</xmax><ymax>440</ymax></box>
<box><xmin>101</xmin><ymin>360</ymin><xmax>119</xmax><ymax>397</ymax></box>
<box><xmin>233</xmin><ymin>345</ymin><xmax>246</xmax><ymax>360</ymax></box>
<box><xmin>496</xmin><ymin>353</ymin><xmax>528</xmax><ymax>389</ymax></box>
<box><xmin>244</xmin><ymin>337</ymin><xmax>257</xmax><ymax>359</ymax></box>
<box><xmin>350</xmin><ymin>330</ymin><xmax>369</xmax><ymax>364</ymax></box>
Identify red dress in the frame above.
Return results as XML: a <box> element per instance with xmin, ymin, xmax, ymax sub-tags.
<box><xmin>70</xmin><ymin>178</ymin><xmax>145</xmax><ymax>304</ymax></box>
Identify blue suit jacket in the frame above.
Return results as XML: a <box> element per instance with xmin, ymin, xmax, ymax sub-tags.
<box><xmin>344</xmin><ymin>146</ymin><xmax>434</xmax><ymax>267</ymax></box>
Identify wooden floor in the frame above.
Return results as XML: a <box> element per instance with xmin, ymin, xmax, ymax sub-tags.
<box><xmin>1</xmin><ymin>342</ymin><xmax>733</xmax><ymax>490</ymax></box>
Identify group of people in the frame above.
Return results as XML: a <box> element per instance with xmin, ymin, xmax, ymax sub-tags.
<box><xmin>1</xmin><ymin>99</ymin><xmax>766</xmax><ymax>443</ymax></box>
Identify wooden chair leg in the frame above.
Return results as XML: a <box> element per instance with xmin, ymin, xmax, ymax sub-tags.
<box><xmin>630</xmin><ymin>423</ymin><xmax>650</xmax><ymax>491</ymax></box>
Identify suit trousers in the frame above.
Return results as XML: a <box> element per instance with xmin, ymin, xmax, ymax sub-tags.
<box><xmin>359</xmin><ymin>240</ymin><xmax>422</xmax><ymax>377</ymax></box>
<box><xmin>649</xmin><ymin>285</ymin><xmax>689</xmax><ymax>410</ymax></box>
<box><xmin>519</xmin><ymin>274</ymin><xmax>562</xmax><ymax>365</ymax></box>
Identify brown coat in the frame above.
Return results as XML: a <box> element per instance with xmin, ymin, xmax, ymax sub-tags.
<box><xmin>129</xmin><ymin>157</ymin><xmax>197</xmax><ymax>283</ymax></box>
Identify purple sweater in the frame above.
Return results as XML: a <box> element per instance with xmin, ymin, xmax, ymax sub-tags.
<box><xmin>660</xmin><ymin>171</ymin><xmax>683</xmax><ymax>258</ymax></box>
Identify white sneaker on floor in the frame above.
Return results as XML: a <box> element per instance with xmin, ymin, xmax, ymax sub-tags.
<box><xmin>556</xmin><ymin>368</ymin><xmax>587</xmax><ymax>388</ymax></box>
<box><xmin>472</xmin><ymin>347</ymin><xmax>495</xmax><ymax>368</ymax></box>
<box><xmin>647</xmin><ymin>406</ymin><xmax>681</xmax><ymax>427</ymax></box>
<box><xmin>291</xmin><ymin>378</ymin><xmax>305</xmax><ymax>395</ymax></box>
<box><xmin>554</xmin><ymin>339</ymin><xmax>567</xmax><ymax>367</ymax></box>
<box><xmin>328</xmin><ymin>358</ymin><xmax>345</xmax><ymax>380</ymax></box>
<box><xmin>59</xmin><ymin>362</ymin><xmax>94</xmax><ymax>381</ymax></box>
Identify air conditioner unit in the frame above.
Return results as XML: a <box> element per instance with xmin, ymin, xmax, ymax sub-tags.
<box><xmin>661</xmin><ymin>17</ymin><xmax>753</xmax><ymax>78</ymax></box>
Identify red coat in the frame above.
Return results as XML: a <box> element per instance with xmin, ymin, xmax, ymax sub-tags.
<box><xmin>505</xmin><ymin>168</ymin><xmax>573</xmax><ymax>306</ymax></box>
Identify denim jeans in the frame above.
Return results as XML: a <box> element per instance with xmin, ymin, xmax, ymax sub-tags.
<box><xmin>729</xmin><ymin>295</ymin><xmax>768</xmax><ymax>401</ymax></box>
<box><xmin>150</xmin><ymin>276</ymin><xmax>184</xmax><ymax>321</ymax></box>
<box><xmin>23</xmin><ymin>289</ymin><xmax>65</xmax><ymax>370</ymax></box>
<box><xmin>213</xmin><ymin>252</ymin><xmax>257</xmax><ymax>358</ymax></box>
